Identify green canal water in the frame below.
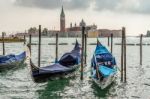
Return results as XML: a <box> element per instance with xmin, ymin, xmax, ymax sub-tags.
<box><xmin>0</xmin><ymin>37</ymin><xmax>150</xmax><ymax>99</ymax></box>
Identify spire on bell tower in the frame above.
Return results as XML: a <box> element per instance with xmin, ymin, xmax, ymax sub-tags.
<box><xmin>61</xmin><ymin>6</ymin><xmax>65</xmax><ymax>17</ymax></box>
<box><xmin>60</xmin><ymin>5</ymin><xmax>65</xmax><ymax>32</ymax></box>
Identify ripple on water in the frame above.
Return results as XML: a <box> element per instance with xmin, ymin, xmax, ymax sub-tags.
<box><xmin>0</xmin><ymin>38</ymin><xmax>150</xmax><ymax>98</ymax></box>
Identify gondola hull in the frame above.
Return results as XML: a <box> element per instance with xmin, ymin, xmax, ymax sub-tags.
<box><xmin>91</xmin><ymin>40</ymin><xmax>117</xmax><ymax>89</ymax></box>
<box><xmin>0</xmin><ymin>52</ymin><xmax>26</xmax><ymax>70</ymax></box>
<box><xmin>31</xmin><ymin>65</ymin><xmax>79</xmax><ymax>82</ymax></box>
<box><xmin>92</xmin><ymin>73</ymin><xmax>116</xmax><ymax>89</ymax></box>
<box><xmin>28</xmin><ymin>40</ymin><xmax>81</xmax><ymax>83</ymax></box>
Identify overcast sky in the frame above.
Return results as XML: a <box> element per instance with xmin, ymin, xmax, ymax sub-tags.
<box><xmin>1</xmin><ymin>0</ymin><xmax>150</xmax><ymax>35</ymax></box>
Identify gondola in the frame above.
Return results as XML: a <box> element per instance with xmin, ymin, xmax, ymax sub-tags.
<box><xmin>28</xmin><ymin>40</ymin><xmax>81</xmax><ymax>82</ymax></box>
<box><xmin>0</xmin><ymin>51</ymin><xmax>26</xmax><ymax>70</ymax></box>
<box><xmin>91</xmin><ymin>39</ymin><xmax>117</xmax><ymax>89</ymax></box>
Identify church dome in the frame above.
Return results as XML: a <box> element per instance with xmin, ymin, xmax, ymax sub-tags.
<box><xmin>80</xmin><ymin>19</ymin><xmax>86</xmax><ymax>27</ymax></box>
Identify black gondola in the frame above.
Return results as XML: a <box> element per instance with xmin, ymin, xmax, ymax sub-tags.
<box><xmin>28</xmin><ymin>40</ymin><xmax>81</xmax><ymax>82</ymax></box>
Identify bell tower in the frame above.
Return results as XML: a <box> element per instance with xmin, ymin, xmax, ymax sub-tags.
<box><xmin>60</xmin><ymin>6</ymin><xmax>65</xmax><ymax>32</ymax></box>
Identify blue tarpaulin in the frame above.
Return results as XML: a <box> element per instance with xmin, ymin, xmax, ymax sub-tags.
<box><xmin>95</xmin><ymin>44</ymin><xmax>109</xmax><ymax>55</ymax></box>
<box><xmin>99</xmin><ymin>65</ymin><xmax>116</xmax><ymax>77</ymax></box>
<box><xmin>32</xmin><ymin>40</ymin><xmax>81</xmax><ymax>76</ymax></box>
<box><xmin>0</xmin><ymin>52</ymin><xmax>26</xmax><ymax>64</ymax></box>
<box><xmin>91</xmin><ymin>39</ymin><xmax>117</xmax><ymax>79</ymax></box>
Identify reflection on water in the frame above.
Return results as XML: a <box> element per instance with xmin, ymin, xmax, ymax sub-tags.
<box><xmin>91</xmin><ymin>80</ymin><xmax>117</xmax><ymax>98</ymax></box>
<box><xmin>0</xmin><ymin>63</ymin><xmax>27</xmax><ymax>73</ymax></box>
<box><xmin>37</xmin><ymin>78</ymin><xmax>70</xmax><ymax>99</ymax></box>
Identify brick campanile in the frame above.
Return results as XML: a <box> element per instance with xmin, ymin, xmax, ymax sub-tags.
<box><xmin>60</xmin><ymin>6</ymin><xmax>65</xmax><ymax>32</ymax></box>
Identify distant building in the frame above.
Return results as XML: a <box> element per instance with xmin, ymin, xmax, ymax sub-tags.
<box><xmin>98</xmin><ymin>29</ymin><xmax>122</xmax><ymax>37</ymax></box>
<box><xmin>27</xmin><ymin>27</ymin><xmax>39</xmax><ymax>36</ymax></box>
<box><xmin>47</xmin><ymin>30</ymin><xmax>59</xmax><ymax>37</ymax></box>
<box><xmin>80</xmin><ymin>19</ymin><xmax>86</xmax><ymax>27</ymax></box>
<box><xmin>87</xmin><ymin>25</ymin><xmax>98</xmax><ymax>37</ymax></box>
<box><xmin>66</xmin><ymin>19</ymin><xmax>98</xmax><ymax>37</ymax></box>
<box><xmin>146</xmin><ymin>30</ymin><xmax>150</xmax><ymax>37</ymax></box>
<box><xmin>60</xmin><ymin>6</ymin><xmax>65</xmax><ymax>32</ymax></box>
<box><xmin>14</xmin><ymin>6</ymin><xmax>121</xmax><ymax>38</ymax></box>
<box><xmin>15</xmin><ymin>32</ymin><xmax>28</xmax><ymax>37</ymax></box>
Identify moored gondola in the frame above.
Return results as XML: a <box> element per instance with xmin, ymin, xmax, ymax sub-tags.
<box><xmin>91</xmin><ymin>39</ymin><xmax>117</xmax><ymax>89</ymax></box>
<box><xmin>28</xmin><ymin>40</ymin><xmax>81</xmax><ymax>82</ymax></box>
<box><xmin>0</xmin><ymin>51</ymin><xmax>26</xmax><ymax>70</ymax></box>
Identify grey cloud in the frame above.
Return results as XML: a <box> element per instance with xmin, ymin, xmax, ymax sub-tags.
<box><xmin>14</xmin><ymin>0</ymin><xmax>92</xmax><ymax>10</ymax></box>
<box><xmin>14</xmin><ymin>0</ymin><xmax>150</xmax><ymax>14</ymax></box>
<box><xmin>94</xmin><ymin>0</ymin><xmax>150</xmax><ymax>14</ymax></box>
<box><xmin>134</xmin><ymin>0</ymin><xmax>150</xmax><ymax>14</ymax></box>
<box><xmin>94</xmin><ymin>0</ymin><xmax>120</xmax><ymax>11</ymax></box>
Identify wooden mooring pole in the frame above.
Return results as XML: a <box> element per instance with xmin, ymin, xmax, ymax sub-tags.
<box><xmin>140</xmin><ymin>34</ymin><xmax>143</xmax><ymax>65</ymax></box>
<box><xmin>29</xmin><ymin>34</ymin><xmax>32</xmax><ymax>64</ymax></box>
<box><xmin>121</xmin><ymin>27</ymin><xmax>127</xmax><ymax>83</ymax></box>
<box><xmin>111</xmin><ymin>33</ymin><xmax>113</xmax><ymax>53</ymax></box>
<box><xmin>38</xmin><ymin>25</ymin><xmax>41</xmax><ymax>67</ymax></box>
<box><xmin>29</xmin><ymin>34</ymin><xmax>32</xmax><ymax>53</ymax></box>
<box><xmin>55</xmin><ymin>33</ymin><xmax>58</xmax><ymax>62</ymax></box>
<box><xmin>124</xmin><ymin>27</ymin><xmax>127</xmax><ymax>83</ymax></box>
<box><xmin>81</xmin><ymin>26</ymin><xmax>85</xmax><ymax>80</ymax></box>
<box><xmin>121</xmin><ymin>27</ymin><xmax>124</xmax><ymax>82</ymax></box>
<box><xmin>2</xmin><ymin>32</ymin><xmax>5</xmax><ymax>55</ymax></box>
<box><xmin>24</xmin><ymin>35</ymin><xmax>26</xmax><ymax>45</ymax></box>
<box><xmin>84</xmin><ymin>33</ymin><xmax>87</xmax><ymax>65</ymax></box>
<box><xmin>108</xmin><ymin>36</ymin><xmax>110</xmax><ymax>46</ymax></box>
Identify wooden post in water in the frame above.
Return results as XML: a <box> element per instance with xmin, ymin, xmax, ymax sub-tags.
<box><xmin>121</xmin><ymin>27</ymin><xmax>124</xmax><ymax>82</ymax></box>
<box><xmin>81</xmin><ymin>26</ymin><xmax>85</xmax><ymax>80</ymax></box>
<box><xmin>111</xmin><ymin>33</ymin><xmax>113</xmax><ymax>53</ymax></box>
<box><xmin>84</xmin><ymin>33</ymin><xmax>87</xmax><ymax>65</ymax></box>
<box><xmin>29</xmin><ymin>34</ymin><xmax>32</xmax><ymax>53</ymax></box>
<box><xmin>2</xmin><ymin>32</ymin><xmax>5</xmax><ymax>55</ymax></box>
<box><xmin>29</xmin><ymin>34</ymin><xmax>32</xmax><ymax>64</ymax></box>
<box><xmin>124</xmin><ymin>27</ymin><xmax>127</xmax><ymax>83</ymax></box>
<box><xmin>55</xmin><ymin>33</ymin><xmax>58</xmax><ymax>62</ymax></box>
<box><xmin>38</xmin><ymin>25</ymin><xmax>41</xmax><ymax>67</ymax></box>
<box><xmin>24</xmin><ymin>35</ymin><xmax>26</xmax><ymax>45</ymax></box>
<box><xmin>140</xmin><ymin>34</ymin><xmax>143</xmax><ymax>65</ymax></box>
<box><xmin>108</xmin><ymin>36</ymin><xmax>110</xmax><ymax>46</ymax></box>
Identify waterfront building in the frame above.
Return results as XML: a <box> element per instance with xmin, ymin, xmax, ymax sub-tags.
<box><xmin>98</xmin><ymin>29</ymin><xmax>122</xmax><ymax>37</ymax></box>
<box><xmin>146</xmin><ymin>30</ymin><xmax>150</xmax><ymax>37</ymax></box>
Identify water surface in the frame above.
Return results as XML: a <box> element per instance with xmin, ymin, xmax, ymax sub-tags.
<box><xmin>0</xmin><ymin>37</ymin><xmax>150</xmax><ymax>99</ymax></box>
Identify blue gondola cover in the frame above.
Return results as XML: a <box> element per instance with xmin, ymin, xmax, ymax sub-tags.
<box><xmin>99</xmin><ymin>65</ymin><xmax>116</xmax><ymax>77</ymax></box>
<box><xmin>0</xmin><ymin>52</ymin><xmax>26</xmax><ymax>64</ymax></box>
<box><xmin>91</xmin><ymin>39</ymin><xmax>117</xmax><ymax>78</ymax></box>
<box><xmin>31</xmin><ymin>40</ymin><xmax>81</xmax><ymax>79</ymax></box>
